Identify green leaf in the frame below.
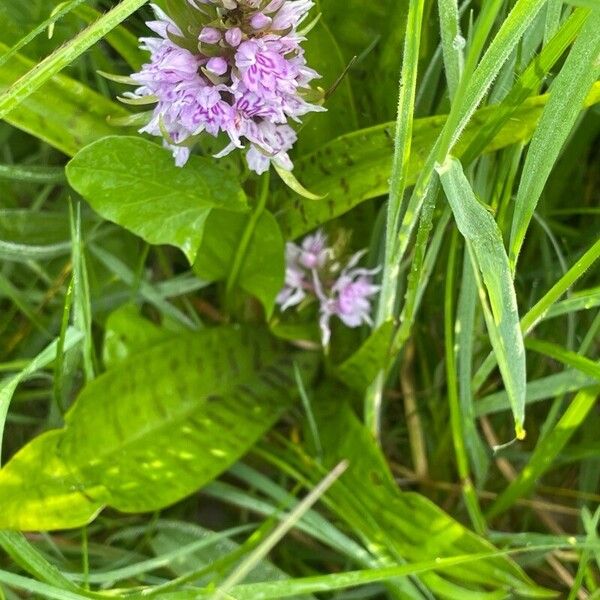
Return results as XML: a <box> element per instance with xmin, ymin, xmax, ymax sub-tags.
<box><xmin>437</xmin><ymin>156</ymin><xmax>526</xmax><ymax>438</ymax></box>
<box><xmin>0</xmin><ymin>328</ymin><xmax>82</xmax><ymax>465</ymax></box>
<box><xmin>0</xmin><ymin>209</ymin><xmax>79</xmax><ymax>262</ymax></box>
<box><xmin>274</xmin><ymin>83</ymin><xmax>600</xmax><ymax>239</ymax></box>
<box><xmin>0</xmin><ymin>0</ymin><xmax>90</xmax><ymax>70</ymax></box>
<box><xmin>0</xmin><ymin>531</ymin><xmax>81</xmax><ymax>593</ymax></box>
<box><xmin>0</xmin><ymin>430</ymin><xmax>104</xmax><ymax>530</ymax></box>
<box><xmin>66</xmin><ymin>136</ymin><xmax>247</xmax><ymax>263</ymax></box>
<box><xmin>487</xmin><ymin>387</ymin><xmax>599</xmax><ymax>519</ymax></box>
<box><xmin>0</xmin><ymin>163</ymin><xmax>64</xmax><ymax>184</ymax></box>
<box><xmin>333</xmin><ymin>321</ymin><xmax>395</xmax><ymax>393</ymax></box>
<box><xmin>437</xmin><ymin>0</ymin><xmax>463</xmax><ymax>100</ymax></box>
<box><xmin>0</xmin><ymin>44</ymin><xmax>129</xmax><ymax>157</ymax></box>
<box><xmin>72</xmin><ymin>4</ymin><xmax>143</xmax><ymax>70</ymax></box>
<box><xmin>0</xmin><ymin>326</ymin><xmax>317</xmax><ymax>530</ymax></box>
<box><xmin>274</xmin><ymin>163</ymin><xmax>326</xmax><ymax>201</ymax></box>
<box><xmin>89</xmin><ymin>244</ymin><xmax>200</xmax><ymax>329</ymax></box>
<box><xmin>456</xmin><ymin>255</ymin><xmax>489</xmax><ymax>483</ymax></box>
<box><xmin>296</xmin><ymin>19</ymin><xmax>357</xmax><ymax>153</ymax></box>
<box><xmin>473</xmin><ymin>238</ymin><xmax>600</xmax><ymax>393</ymax></box>
<box><xmin>193</xmin><ymin>209</ymin><xmax>285</xmax><ymax>317</ymax></box>
<box><xmin>0</xmin><ymin>0</ymin><xmax>148</xmax><ymax>119</ymax></box>
<box><xmin>476</xmin><ymin>370</ymin><xmax>597</xmax><ymax>417</ymax></box>
<box><xmin>461</xmin><ymin>7</ymin><xmax>590</xmax><ymax>163</ymax></box>
<box><xmin>0</xmin><ymin>568</ymin><xmax>91</xmax><ymax>600</ymax></box>
<box><xmin>525</xmin><ymin>338</ymin><xmax>600</xmax><ymax>381</ymax></box>
<box><xmin>509</xmin><ymin>10</ymin><xmax>600</xmax><ymax>269</ymax></box>
<box><xmin>150</xmin><ymin>523</ymin><xmax>313</xmax><ymax>593</ymax></box>
<box><xmin>102</xmin><ymin>304</ymin><xmax>173</xmax><ymax>369</ymax></box>
<box><xmin>310</xmin><ymin>394</ymin><xmax>547</xmax><ymax>597</ymax></box>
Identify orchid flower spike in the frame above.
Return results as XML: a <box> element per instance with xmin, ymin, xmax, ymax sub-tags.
<box><xmin>127</xmin><ymin>0</ymin><xmax>325</xmax><ymax>174</ymax></box>
<box><xmin>276</xmin><ymin>229</ymin><xmax>380</xmax><ymax>346</ymax></box>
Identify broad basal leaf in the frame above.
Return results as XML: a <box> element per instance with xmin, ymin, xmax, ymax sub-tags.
<box><xmin>102</xmin><ymin>304</ymin><xmax>173</xmax><ymax>369</ymax></box>
<box><xmin>193</xmin><ymin>209</ymin><xmax>285</xmax><ymax>317</ymax></box>
<box><xmin>275</xmin><ymin>83</ymin><xmax>600</xmax><ymax>239</ymax></box>
<box><xmin>0</xmin><ymin>326</ymin><xmax>316</xmax><ymax>530</ymax></box>
<box><xmin>66</xmin><ymin>136</ymin><xmax>248</xmax><ymax>263</ymax></box>
<box><xmin>0</xmin><ymin>431</ymin><xmax>104</xmax><ymax>531</ymax></box>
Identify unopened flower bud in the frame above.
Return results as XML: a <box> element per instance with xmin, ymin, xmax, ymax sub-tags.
<box><xmin>206</xmin><ymin>56</ymin><xmax>228</xmax><ymax>75</ymax></box>
<box><xmin>199</xmin><ymin>27</ymin><xmax>221</xmax><ymax>44</ymax></box>
<box><xmin>250</xmin><ymin>13</ymin><xmax>272</xmax><ymax>30</ymax></box>
<box><xmin>225</xmin><ymin>27</ymin><xmax>242</xmax><ymax>47</ymax></box>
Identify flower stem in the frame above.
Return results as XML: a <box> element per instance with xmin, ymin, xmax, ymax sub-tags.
<box><xmin>225</xmin><ymin>171</ymin><xmax>270</xmax><ymax>308</ymax></box>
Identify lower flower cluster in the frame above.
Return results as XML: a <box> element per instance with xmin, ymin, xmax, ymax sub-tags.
<box><xmin>127</xmin><ymin>0</ymin><xmax>325</xmax><ymax>173</ymax></box>
<box><xmin>277</xmin><ymin>230</ymin><xmax>380</xmax><ymax>346</ymax></box>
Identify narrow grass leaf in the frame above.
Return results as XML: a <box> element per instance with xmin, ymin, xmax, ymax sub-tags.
<box><xmin>476</xmin><ymin>369</ymin><xmax>596</xmax><ymax>416</ymax></box>
<box><xmin>525</xmin><ymin>338</ymin><xmax>600</xmax><ymax>380</ymax></box>
<box><xmin>462</xmin><ymin>7</ymin><xmax>589</xmax><ymax>163</ymax></box>
<box><xmin>437</xmin><ymin>0</ymin><xmax>463</xmax><ymax>99</ymax></box>
<box><xmin>444</xmin><ymin>232</ymin><xmax>487</xmax><ymax>533</ymax></box>
<box><xmin>0</xmin><ymin>0</ymin><xmax>90</xmax><ymax>69</ymax></box>
<box><xmin>509</xmin><ymin>10</ymin><xmax>600</xmax><ymax>269</ymax></box>
<box><xmin>437</xmin><ymin>156</ymin><xmax>526</xmax><ymax>438</ymax></box>
<box><xmin>473</xmin><ymin>237</ymin><xmax>600</xmax><ymax>393</ymax></box>
<box><xmin>0</xmin><ymin>0</ymin><xmax>148</xmax><ymax>119</ymax></box>
<box><xmin>368</xmin><ymin>0</ymin><xmax>426</xmax><ymax>437</ymax></box>
<box><xmin>0</xmin><ymin>329</ymin><xmax>82</xmax><ymax>464</ymax></box>
<box><xmin>207</xmin><ymin>548</ymin><xmax>560</xmax><ymax>599</ymax></box>
<box><xmin>456</xmin><ymin>253</ymin><xmax>489</xmax><ymax>481</ymax></box>
<box><xmin>0</xmin><ymin>571</ymin><xmax>89</xmax><ymax>600</ymax></box>
<box><xmin>213</xmin><ymin>461</ymin><xmax>348</xmax><ymax>600</ymax></box>
<box><xmin>0</xmin><ymin>164</ymin><xmax>64</xmax><ymax>184</ymax></box>
<box><xmin>487</xmin><ymin>387</ymin><xmax>599</xmax><ymax>519</ymax></box>
<box><xmin>0</xmin><ymin>532</ymin><xmax>79</xmax><ymax>592</ymax></box>
<box><xmin>89</xmin><ymin>245</ymin><xmax>197</xmax><ymax>329</ymax></box>
<box><xmin>69</xmin><ymin>201</ymin><xmax>95</xmax><ymax>382</ymax></box>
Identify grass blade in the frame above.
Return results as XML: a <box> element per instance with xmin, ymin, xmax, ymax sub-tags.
<box><xmin>487</xmin><ymin>387</ymin><xmax>599</xmax><ymax>519</ymax></box>
<box><xmin>367</xmin><ymin>0</ymin><xmax>426</xmax><ymax>437</ymax></box>
<box><xmin>0</xmin><ymin>328</ymin><xmax>82</xmax><ymax>464</ymax></box>
<box><xmin>213</xmin><ymin>461</ymin><xmax>348</xmax><ymax>599</ymax></box>
<box><xmin>437</xmin><ymin>156</ymin><xmax>526</xmax><ymax>438</ymax></box>
<box><xmin>437</xmin><ymin>0</ymin><xmax>463</xmax><ymax>99</ymax></box>
<box><xmin>0</xmin><ymin>0</ymin><xmax>91</xmax><ymax>69</ymax></box>
<box><xmin>509</xmin><ymin>9</ymin><xmax>600</xmax><ymax>270</ymax></box>
<box><xmin>444</xmin><ymin>232</ymin><xmax>487</xmax><ymax>533</ymax></box>
<box><xmin>0</xmin><ymin>532</ymin><xmax>78</xmax><ymax>592</ymax></box>
<box><xmin>0</xmin><ymin>0</ymin><xmax>148</xmax><ymax>119</ymax></box>
<box><xmin>473</xmin><ymin>238</ymin><xmax>600</xmax><ymax>393</ymax></box>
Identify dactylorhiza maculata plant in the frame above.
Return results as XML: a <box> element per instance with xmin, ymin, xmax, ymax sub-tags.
<box><xmin>127</xmin><ymin>0</ymin><xmax>325</xmax><ymax>173</ymax></box>
<box><xmin>277</xmin><ymin>230</ymin><xmax>380</xmax><ymax>346</ymax></box>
